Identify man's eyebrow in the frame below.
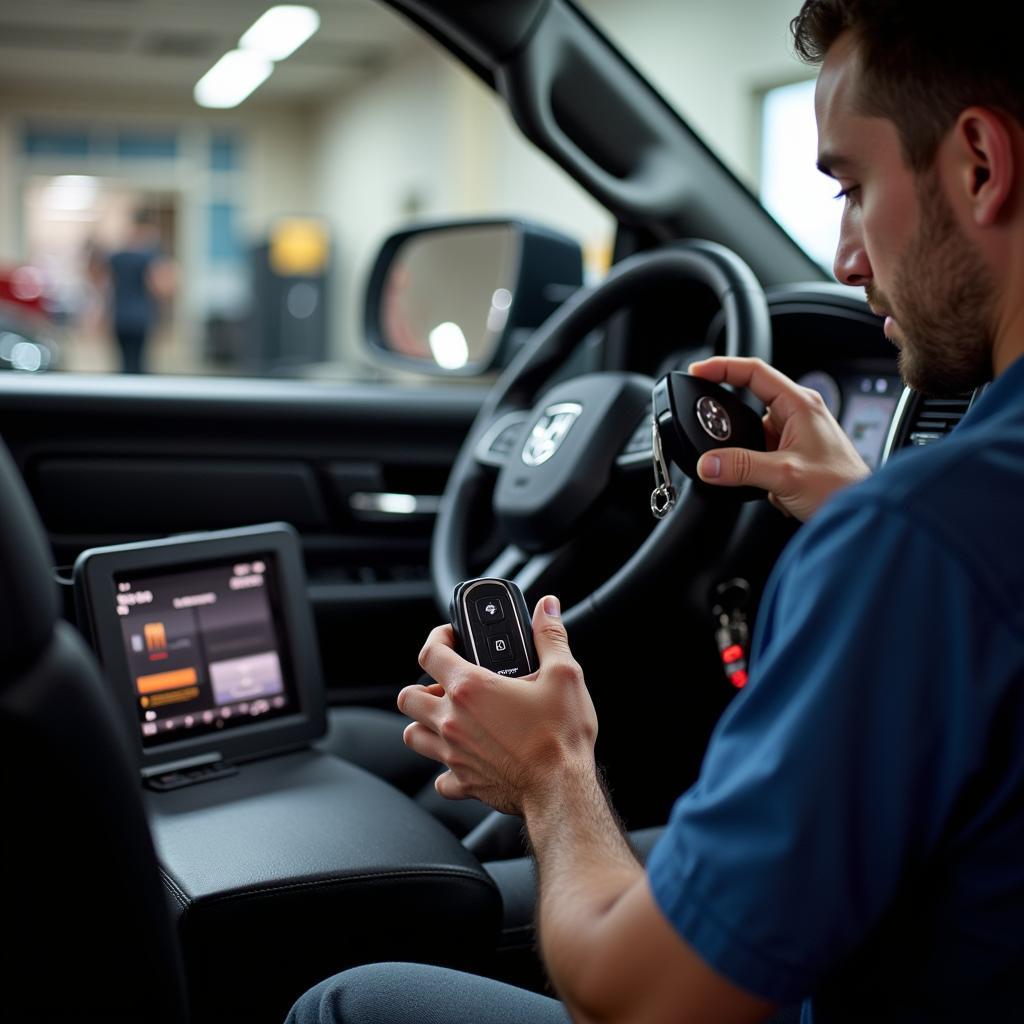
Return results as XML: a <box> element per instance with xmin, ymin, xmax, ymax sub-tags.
<box><xmin>816</xmin><ymin>151</ymin><xmax>855</xmax><ymax>177</ymax></box>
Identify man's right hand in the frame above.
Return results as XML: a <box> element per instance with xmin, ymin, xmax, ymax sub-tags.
<box><xmin>689</xmin><ymin>356</ymin><xmax>871</xmax><ymax>522</ymax></box>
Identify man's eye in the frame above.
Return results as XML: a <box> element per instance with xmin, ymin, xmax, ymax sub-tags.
<box><xmin>833</xmin><ymin>185</ymin><xmax>859</xmax><ymax>203</ymax></box>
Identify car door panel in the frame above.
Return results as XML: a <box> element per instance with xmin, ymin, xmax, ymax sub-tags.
<box><xmin>0</xmin><ymin>375</ymin><xmax>486</xmax><ymax>704</ymax></box>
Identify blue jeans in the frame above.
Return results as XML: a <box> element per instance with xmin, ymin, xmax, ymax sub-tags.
<box><xmin>285</xmin><ymin>962</ymin><xmax>571</xmax><ymax>1024</ymax></box>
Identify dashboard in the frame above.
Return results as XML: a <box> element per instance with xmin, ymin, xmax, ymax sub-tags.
<box><xmin>730</xmin><ymin>285</ymin><xmax>899</xmax><ymax>467</ymax></box>
<box><xmin>767</xmin><ymin>287</ymin><xmax>901</xmax><ymax>470</ymax></box>
<box><xmin>797</xmin><ymin>370</ymin><xmax>901</xmax><ymax>469</ymax></box>
<box><xmin>627</xmin><ymin>281</ymin><xmax>900</xmax><ymax>471</ymax></box>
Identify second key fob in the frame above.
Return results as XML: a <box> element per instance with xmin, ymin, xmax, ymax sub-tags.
<box><xmin>450</xmin><ymin>578</ymin><xmax>539</xmax><ymax>678</ymax></box>
<box><xmin>651</xmin><ymin>372</ymin><xmax>766</xmax><ymax>502</ymax></box>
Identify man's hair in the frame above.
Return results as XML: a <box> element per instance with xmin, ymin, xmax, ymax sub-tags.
<box><xmin>790</xmin><ymin>1</ymin><xmax>1024</xmax><ymax>169</ymax></box>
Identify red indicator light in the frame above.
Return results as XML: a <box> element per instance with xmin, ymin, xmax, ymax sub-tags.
<box><xmin>721</xmin><ymin>644</ymin><xmax>744</xmax><ymax>665</ymax></box>
<box><xmin>729</xmin><ymin>670</ymin><xmax>748</xmax><ymax>689</ymax></box>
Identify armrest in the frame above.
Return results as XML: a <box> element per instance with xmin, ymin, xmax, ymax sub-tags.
<box><xmin>148</xmin><ymin>749</ymin><xmax>500</xmax><ymax>1024</ymax></box>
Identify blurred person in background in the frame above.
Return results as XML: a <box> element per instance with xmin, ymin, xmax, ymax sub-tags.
<box><xmin>105</xmin><ymin>209</ymin><xmax>175</xmax><ymax>373</ymax></box>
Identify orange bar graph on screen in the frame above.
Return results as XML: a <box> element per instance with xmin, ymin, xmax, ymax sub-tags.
<box><xmin>136</xmin><ymin>667</ymin><xmax>198</xmax><ymax>695</ymax></box>
<box><xmin>144</xmin><ymin>622</ymin><xmax>167</xmax><ymax>652</ymax></box>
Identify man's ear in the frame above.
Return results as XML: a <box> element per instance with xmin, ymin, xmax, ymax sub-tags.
<box><xmin>952</xmin><ymin>107</ymin><xmax>1015</xmax><ymax>227</ymax></box>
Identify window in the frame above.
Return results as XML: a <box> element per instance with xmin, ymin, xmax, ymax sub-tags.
<box><xmin>0</xmin><ymin>1</ymin><xmax>836</xmax><ymax>381</ymax></box>
<box><xmin>578</xmin><ymin>2</ymin><xmax>841</xmax><ymax>273</ymax></box>
<box><xmin>760</xmin><ymin>79</ymin><xmax>842</xmax><ymax>272</ymax></box>
<box><xmin>0</xmin><ymin>2</ymin><xmax>611</xmax><ymax>380</ymax></box>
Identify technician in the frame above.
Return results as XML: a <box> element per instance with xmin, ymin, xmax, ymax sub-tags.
<box><xmin>106</xmin><ymin>209</ymin><xmax>174</xmax><ymax>374</ymax></box>
<box><xmin>290</xmin><ymin>1</ymin><xmax>1024</xmax><ymax>1020</ymax></box>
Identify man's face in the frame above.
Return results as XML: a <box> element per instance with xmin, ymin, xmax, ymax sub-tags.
<box><xmin>814</xmin><ymin>33</ymin><xmax>996</xmax><ymax>396</ymax></box>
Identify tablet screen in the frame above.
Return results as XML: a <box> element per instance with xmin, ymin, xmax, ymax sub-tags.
<box><xmin>113</xmin><ymin>554</ymin><xmax>297</xmax><ymax>749</ymax></box>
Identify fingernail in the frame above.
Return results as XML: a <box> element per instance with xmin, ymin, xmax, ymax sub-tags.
<box><xmin>544</xmin><ymin>596</ymin><xmax>561</xmax><ymax>617</ymax></box>
<box><xmin>699</xmin><ymin>455</ymin><xmax>721</xmax><ymax>479</ymax></box>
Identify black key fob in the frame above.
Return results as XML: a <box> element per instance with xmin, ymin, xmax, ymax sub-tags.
<box><xmin>450</xmin><ymin>578</ymin><xmax>539</xmax><ymax>678</ymax></box>
<box><xmin>651</xmin><ymin>372</ymin><xmax>766</xmax><ymax>502</ymax></box>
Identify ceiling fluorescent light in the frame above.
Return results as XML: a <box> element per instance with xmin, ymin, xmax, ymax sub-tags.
<box><xmin>240</xmin><ymin>5</ymin><xmax>320</xmax><ymax>62</ymax></box>
<box><xmin>194</xmin><ymin>50</ymin><xmax>273</xmax><ymax>109</ymax></box>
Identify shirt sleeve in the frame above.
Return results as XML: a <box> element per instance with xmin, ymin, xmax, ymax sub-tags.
<box><xmin>646</xmin><ymin>495</ymin><xmax>1005</xmax><ymax>1003</ymax></box>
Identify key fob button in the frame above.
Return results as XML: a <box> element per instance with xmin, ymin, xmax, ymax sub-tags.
<box><xmin>450</xmin><ymin>578</ymin><xmax>539</xmax><ymax>676</ymax></box>
<box><xmin>488</xmin><ymin>634</ymin><xmax>513</xmax><ymax>660</ymax></box>
<box><xmin>476</xmin><ymin>597</ymin><xmax>505</xmax><ymax>623</ymax></box>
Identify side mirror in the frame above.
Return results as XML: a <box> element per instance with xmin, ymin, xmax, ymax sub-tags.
<box><xmin>364</xmin><ymin>219</ymin><xmax>583</xmax><ymax>376</ymax></box>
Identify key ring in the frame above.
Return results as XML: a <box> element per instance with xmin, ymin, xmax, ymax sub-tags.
<box><xmin>650</xmin><ymin>416</ymin><xmax>677</xmax><ymax>520</ymax></box>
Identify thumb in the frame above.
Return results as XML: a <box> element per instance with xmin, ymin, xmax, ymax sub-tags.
<box><xmin>532</xmin><ymin>595</ymin><xmax>573</xmax><ymax>665</ymax></box>
<box><xmin>697</xmin><ymin>447</ymin><xmax>776</xmax><ymax>492</ymax></box>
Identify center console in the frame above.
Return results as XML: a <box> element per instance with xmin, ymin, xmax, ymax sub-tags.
<box><xmin>73</xmin><ymin>524</ymin><xmax>501</xmax><ymax>1024</ymax></box>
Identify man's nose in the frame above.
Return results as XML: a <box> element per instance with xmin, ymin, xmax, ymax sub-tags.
<box><xmin>833</xmin><ymin>223</ymin><xmax>872</xmax><ymax>287</ymax></box>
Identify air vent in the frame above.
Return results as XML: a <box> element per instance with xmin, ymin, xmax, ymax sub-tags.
<box><xmin>884</xmin><ymin>389</ymin><xmax>978</xmax><ymax>466</ymax></box>
<box><xmin>907</xmin><ymin>394</ymin><xmax>974</xmax><ymax>447</ymax></box>
<box><xmin>884</xmin><ymin>388</ymin><xmax>981</xmax><ymax>463</ymax></box>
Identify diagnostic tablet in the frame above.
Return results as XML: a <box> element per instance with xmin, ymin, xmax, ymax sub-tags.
<box><xmin>74</xmin><ymin>522</ymin><xmax>326</xmax><ymax>776</ymax></box>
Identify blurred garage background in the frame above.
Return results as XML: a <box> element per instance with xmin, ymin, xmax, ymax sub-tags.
<box><xmin>0</xmin><ymin>0</ymin><xmax>838</xmax><ymax>378</ymax></box>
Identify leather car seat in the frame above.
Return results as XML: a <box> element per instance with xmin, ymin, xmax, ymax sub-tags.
<box><xmin>0</xmin><ymin>439</ymin><xmax>188</xmax><ymax>1022</ymax></box>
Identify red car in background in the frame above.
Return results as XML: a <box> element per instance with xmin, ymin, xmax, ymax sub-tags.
<box><xmin>0</xmin><ymin>263</ymin><xmax>57</xmax><ymax>371</ymax></box>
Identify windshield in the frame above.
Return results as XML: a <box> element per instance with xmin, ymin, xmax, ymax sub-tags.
<box><xmin>0</xmin><ymin>0</ymin><xmax>832</xmax><ymax>380</ymax></box>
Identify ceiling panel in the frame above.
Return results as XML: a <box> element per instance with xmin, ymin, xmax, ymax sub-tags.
<box><xmin>0</xmin><ymin>0</ymin><xmax>420</xmax><ymax>106</ymax></box>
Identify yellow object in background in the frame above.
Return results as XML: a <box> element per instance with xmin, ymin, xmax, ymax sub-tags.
<box><xmin>270</xmin><ymin>218</ymin><xmax>329</xmax><ymax>276</ymax></box>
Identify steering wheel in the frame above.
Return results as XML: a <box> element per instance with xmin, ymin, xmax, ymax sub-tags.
<box><xmin>431</xmin><ymin>239</ymin><xmax>772</xmax><ymax>636</ymax></box>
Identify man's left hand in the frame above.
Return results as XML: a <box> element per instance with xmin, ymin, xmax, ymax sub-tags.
<box><xmin>397</xmin><ymin>595</ymin><xmax>598</xmax><ymax>815</ymax></box>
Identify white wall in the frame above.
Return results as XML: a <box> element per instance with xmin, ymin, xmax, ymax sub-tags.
<box><xmin>238</xmin><ymin>109</ymin><xmax>316</xmax><ymax>241</ymax></box>
<box><xmin>451</xmin><ymin>70</ymin><xmax>614</xmax><ymax>266</ymax></box>
<box><xmin>311</xmin><ymin>51</ymin><xmax>458</xmax><ymax>367</ymax></box>
<box><xmin>311</xmin><ymin>48</ymin><xmax>615</xmax><ymax>367</ymax></box>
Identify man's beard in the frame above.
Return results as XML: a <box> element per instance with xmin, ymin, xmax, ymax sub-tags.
<box><xmin>868</xmin><ymin>174</ymin><xmax>996</xmax><ymax>397</ymax></box>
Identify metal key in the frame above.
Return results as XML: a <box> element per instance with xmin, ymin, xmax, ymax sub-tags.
<box><xmin>650</xmin><ymin>416</ymin><xmax>677</xmax><ymax>519</ymax></box>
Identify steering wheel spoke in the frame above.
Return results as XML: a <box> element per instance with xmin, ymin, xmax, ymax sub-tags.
<box><xmin>512</xmin><ymin>549</ymin><xmax>569</xmax><ymax>605</ymax></box>
<box><xmin>481</xmin><ymin>541</ymin><xmax>584</xmax><ymax>609</ymax></box>
<box><xmin>482</xmin><ymin>544</ymin><xmax>530</xmax><ymax>580</ymax></box>
<box><xmin>615</xmin><ymin>410</ymin><xmax>654</xmax><ymax>472</ymax></box>
<box><xmin>473</xmin><ymin>410</ymin><xmax>531</xmax><ymax>468</ymax></box>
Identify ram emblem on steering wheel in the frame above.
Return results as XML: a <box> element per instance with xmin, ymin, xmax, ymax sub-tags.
<box><xmin>522</xmin><ymin>402</ymin><xmax>583</xmax><ymax>466</ymax></box>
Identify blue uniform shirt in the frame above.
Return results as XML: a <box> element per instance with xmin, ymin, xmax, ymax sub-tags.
<box><xmin>109</xmin><ymin>246</ymin><xmax>160</xmax><ymax>333</ymax></box>
<box><xmin>647</xmin><ymin>355</ymin><xmax>1024</xmax><ymax>1021</ymax></box>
